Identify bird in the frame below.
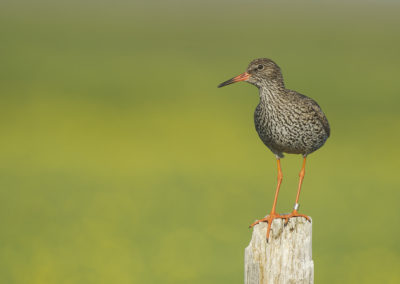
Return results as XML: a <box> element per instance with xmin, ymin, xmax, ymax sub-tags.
<box><xmin>218</xmin><ymin>58</ymin><xmax>330</xmax><ymax>241</ymax></box>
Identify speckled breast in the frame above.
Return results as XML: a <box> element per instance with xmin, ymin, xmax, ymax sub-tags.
<box><xmin>254</xmin><ymin>102</ymin><xmax>328</xmax><ymax>156</ymax></box>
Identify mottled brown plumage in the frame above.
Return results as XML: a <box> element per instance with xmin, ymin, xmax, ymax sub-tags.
<box><xmin>218</xmin><ymin>58</ymin><xmax>330</xmax><ymax>241</ymax></box>
<box><xmin>219</xmin><ymin>58</ymin><xmax>330</xmax><ymax>158</ymax></box>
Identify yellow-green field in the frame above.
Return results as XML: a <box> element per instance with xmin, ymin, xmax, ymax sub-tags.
<box><xmin>1</xmin><ymin>0</ymin><xmax>400</xmax><ymax>283</ymax></box>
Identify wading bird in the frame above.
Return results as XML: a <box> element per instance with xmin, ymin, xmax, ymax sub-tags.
<box><xmin>218</xmin><ymin>58</ymin><xmax>330</xmax><ymax>240</ymax></box>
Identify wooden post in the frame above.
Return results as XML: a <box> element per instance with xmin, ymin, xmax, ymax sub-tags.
<box><xmin>244</xmin><ymin>217</ymin><xmax>314</xmax><ymax>284</ymax></box>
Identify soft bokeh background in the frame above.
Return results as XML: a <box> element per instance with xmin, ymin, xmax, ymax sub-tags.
<box><xmin>1</xmin><ymin>0</ymin><xmax>400</xmax><ymax>283</ymax></box>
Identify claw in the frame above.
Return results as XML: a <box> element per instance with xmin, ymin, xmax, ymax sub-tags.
<box><xmin>249</xmin><ymin>212</ymin><xmax>288</xmax><ymax>241</ymax></box>
<box><xmin>283</xmin><ymin>210</ymin><xmax>311</xmax><ymax>225</ymax></box>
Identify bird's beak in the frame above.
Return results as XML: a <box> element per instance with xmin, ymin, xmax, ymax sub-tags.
<box><xmin>218</xmin><ymin>72</ymin><xmax>250</xmax><ymax>88</ymax></box>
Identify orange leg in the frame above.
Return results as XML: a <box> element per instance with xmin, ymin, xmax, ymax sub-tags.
<box><xmin>249</xmin><ymin>159</ymin><xmax>288</xmax><ymax>241</ymax></box>
<box><xmin>284</xmin><ymin>156</ymin><xmax>311</xmax><ymax>224</ymax></box>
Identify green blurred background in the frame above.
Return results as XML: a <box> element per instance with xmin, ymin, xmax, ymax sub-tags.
<box><xmin>1</xmin><ymin>0</ymin><xmax>400</xmax><ymax>283</ymax></box>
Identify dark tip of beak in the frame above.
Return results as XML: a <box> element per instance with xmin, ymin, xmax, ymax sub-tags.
<box><xmin>218</xmin><ymin>79</ymin><xmax>235</xmax><ymax>88</ymax></box>
<box><xmin>217</xmin><ymin>72</ymin><xmax>250</xmax><ymax>88</ymax></box>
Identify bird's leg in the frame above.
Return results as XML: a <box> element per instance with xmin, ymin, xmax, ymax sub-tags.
<box><xmin>249</xmin><ymin>159</ymin><xmax>288</xmax><ymax>240</ymax></box>
<box><xmin>284</xmin><ymin>156</ymin><xmax>311</xmax><ymax>224</ymax></box>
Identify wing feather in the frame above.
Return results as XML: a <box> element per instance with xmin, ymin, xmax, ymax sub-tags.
<box><xmin>309</xmin><ymin>100</ymin><xmax>330</xmax><ymax>137</ymax></box>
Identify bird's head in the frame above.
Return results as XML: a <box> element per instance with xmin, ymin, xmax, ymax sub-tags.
<box><xmin>218</xmin><ymin>58</ymin><xmax>284</xmax><ymax>89</ymax></box>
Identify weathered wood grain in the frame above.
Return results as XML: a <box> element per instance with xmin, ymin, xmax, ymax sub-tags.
<box><xmin>245</xmin><ymin>217</ymin><xmax>313</xmax><ymax>284</ymax></box>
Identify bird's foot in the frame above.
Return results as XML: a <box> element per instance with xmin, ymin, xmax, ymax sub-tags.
<box><xmin>249</xmin><ymin>212</ymin><xmax>288</xmax><ymax>241</ymax></box>
<box><xmin>283</xmin><ymin>209</ymin><xmax>311</xmax><ymax>225</ymax></box>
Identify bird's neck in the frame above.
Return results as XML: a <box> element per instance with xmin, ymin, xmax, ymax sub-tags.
<box><xmin>258</xmin><ymin>86</ymin><xmax>285</xmax><ymax>105</ymax></box>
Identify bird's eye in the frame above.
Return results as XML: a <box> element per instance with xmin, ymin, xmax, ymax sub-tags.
<box><xmin>257</xmin><ymin>64</ymin><xmax>264</xmax><ymax>70</ymax></box>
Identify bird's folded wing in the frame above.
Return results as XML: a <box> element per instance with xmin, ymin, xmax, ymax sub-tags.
<box><xmin>309</xmin><ymin>101</ymin><xmax>330</xmax><ymax>137</ymax></box>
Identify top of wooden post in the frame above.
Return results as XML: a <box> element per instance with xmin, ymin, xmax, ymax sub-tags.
<box><xmin>245</xmin><ymin>217</ymin><xmax>314</xmax><ymax>284</ymax></box>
